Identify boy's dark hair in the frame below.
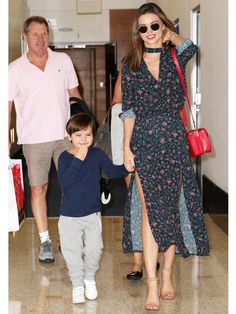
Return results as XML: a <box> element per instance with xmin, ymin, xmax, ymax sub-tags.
<box><xmin>66</xmin><ymin>113</ymin><xmax>96</xmax><ymax>136</ymax></box>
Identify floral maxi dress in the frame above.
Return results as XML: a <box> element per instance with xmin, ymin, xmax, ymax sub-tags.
<box><xmin>121</xmin><ymin>41</ymin><xmax>210</xmax><ymax>258</ymax></box>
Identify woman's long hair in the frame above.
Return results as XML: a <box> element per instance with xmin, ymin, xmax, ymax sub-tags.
<box><xmin>124</xmin><ymin>3</ymin><xmax>176</xmax><ymax>72</ymax></box>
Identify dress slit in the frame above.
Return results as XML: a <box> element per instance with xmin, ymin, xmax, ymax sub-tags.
<box><xmin>178</xmin><ymin>173</ymin><xmax>197</xmax><ymax>254</ymax></box>
<box><xmin>130</xmin><ymin>177</ymin><xmax>143</xmax><ymax>251</ymax></box>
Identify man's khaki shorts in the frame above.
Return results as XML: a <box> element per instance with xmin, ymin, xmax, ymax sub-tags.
<box><xmin>23</xmin><ymin>138</ymin><xmax>72</xmax><ymax>186</ymax></box>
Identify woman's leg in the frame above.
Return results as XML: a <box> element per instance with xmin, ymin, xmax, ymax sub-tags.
<box><xmin>160</xmin><ymin>177</ymin><xmax>180</xmax><ymax>300</ymax></box>
<box><xmin>124</xmin><ymin>173</ymin><xmax>131</xmax><ymax>187</ymax></box>
<box><xmin>135</xmin><ymin>173</ymin><xmax>160</xmax><ymax>310</ymax></box>
<box><xmin>161</xmin><ymin>245</ymin><xmax>176</xmax><ymax>300</ymax></box>
<box><xmin>126</xmin><ymin>251</ymin><xmax>143</xmax><ymax>280</ymax></box>
<box><xmin>132</xmin><ymin>251</ymin><xmax>142</xmax><ymax>271</ymax></box>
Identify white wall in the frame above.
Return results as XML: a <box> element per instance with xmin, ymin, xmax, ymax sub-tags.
<box><xmin>27</xmin><ymin>0</ymin><xmax>145</xmax><ymax>44</ymax></box>
<box><xmin>154</xmin><ymin>0</ymin><xmax>228</xmax><ymax>192</ymax></box>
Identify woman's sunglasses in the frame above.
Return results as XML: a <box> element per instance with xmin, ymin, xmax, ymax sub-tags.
<box><xmin>138</xmin><ymin>23</ymin><xmax>160</xmax><ymax>34</ymax></box>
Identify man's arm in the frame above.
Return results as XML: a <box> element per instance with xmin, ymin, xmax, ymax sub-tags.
<box><xmin>8</xmin><ymin>101</ymin><xmax>13</xmax><ymax>129</ymax></box>
<box><xmin>8</xmin><ymin>101</ymin><xmax>13</xmax><ymax>155</ymax></box>
<box><xmin>112</xmin><ymin>72</ymin><xmax>122</xmax><ymax>105</ymax></box>
<box><xmin>68</xmin><ymin>87</ymin><xmax>83</xmax><ymax>99</ymax></box>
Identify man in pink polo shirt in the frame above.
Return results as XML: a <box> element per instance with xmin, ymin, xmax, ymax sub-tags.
<box><xmin>8</xmin><ymin>16</ymin><xmax>83</xmax><ymax>263</ymax></box>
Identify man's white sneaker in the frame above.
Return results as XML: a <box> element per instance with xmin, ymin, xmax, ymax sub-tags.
<box><xmin>83</xmin><ymin>279</ymin><xmax>98</xmax><ymax>300</ymax></box>
<box><xmin>72</xmin><ymin>286</ymin><xmax>85</xmax><ymax>304</ymax></box>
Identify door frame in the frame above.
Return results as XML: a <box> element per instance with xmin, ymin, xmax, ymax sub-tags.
<box><xmin>191</xmin><ymin>5</ymin><xmax>202</xmax><ymax>190</ymax></box>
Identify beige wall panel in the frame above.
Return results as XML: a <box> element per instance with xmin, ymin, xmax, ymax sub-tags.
<box><xmin>103</xmin><ymin>0</ymin><xmax>145</xmax><ymax>9</ymax></box>
<box><xmin>27</xmin><ymin>0</ymin><xmax>76</xmax><ymax>11</ymax></box>
<box><xmin>27</xmin><ymin>0</ymin><xmax>144</xmax><ymax>11</ymax></box>
<box><xmin>9</xmin><ymin>0</ymin><xmax>28</xmax><ymax>33</ymax></box>
<box><xmin>9</xmin><ymin>0</ymin><xmax>29</xmax><ymax>155</ymax></box>
<box><xmin>29</xmin><ymin>0</ymin><xmax>145</xmax><ymax>44</ymax></box>
<box><xmin>31</xmin><ymin>9</ymin><xmax>110</xmax><ymax>43</ymax></box>
<box><xmin>9</xmin><ymin>28</ymin><xmax>22</xmax><ymax>62</ymax></box>
<box><xmin>9</xmin><ymin>0</ymin><xmax>29</xmax><ymax>62</ymax></box>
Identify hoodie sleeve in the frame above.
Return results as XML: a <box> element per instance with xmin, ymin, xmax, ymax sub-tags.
<box><xmin>98</xmin><ymin>149</ymin><xmax>128</xmax><ymax>178</ymax></box>
<box><xmin>58</xmin><ymin>152</ymin><xmax>84</xmax><ymax>190</ymax></box>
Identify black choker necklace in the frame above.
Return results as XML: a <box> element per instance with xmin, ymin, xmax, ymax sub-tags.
<box><xmin>144</xmin><ymin>47</ymin><xmax>162</xmax><ymax>53</ymax></box>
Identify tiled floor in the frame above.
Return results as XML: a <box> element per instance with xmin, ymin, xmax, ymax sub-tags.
<box><xmin>9</xmin><ymin>215</ymin><xmax>227</xmax><ymax>314</ymax></box>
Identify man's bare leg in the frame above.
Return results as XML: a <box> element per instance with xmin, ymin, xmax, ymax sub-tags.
<box><xmin>31</xmin><ymin>184</ymin><xmax>54</xmax><ymax>263</ymax></box>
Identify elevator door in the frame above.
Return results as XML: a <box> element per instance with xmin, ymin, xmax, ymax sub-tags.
<box><xmin>55</xmin><ymin>47</ymin><xmax>96</xmax><ymax>117</ymax></box>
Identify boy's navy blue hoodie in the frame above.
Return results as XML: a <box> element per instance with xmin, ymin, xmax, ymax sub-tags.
<box><xmin>58</xmin><ymin>147</ymin><xmax>127</xmax><ymax>217</ymax></box>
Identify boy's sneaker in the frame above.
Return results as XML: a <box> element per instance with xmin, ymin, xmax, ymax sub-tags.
<box><xmin>72</xmin><ymin>286</ymin><xmax>85</xmax><ymax>304</ymax></box>
<box><xmin>83</xmin><ymin>279</ymin><xmax>98</xmax><ymax>300</ymax></box>
<box><xmin>39</xmin><ymin>240</ymin><xmax>54</xmax><ymax>263</ymax></box>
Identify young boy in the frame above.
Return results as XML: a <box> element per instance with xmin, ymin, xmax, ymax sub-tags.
<box><xmin>58</xmin><ymin>113</ymin><xmax>127</xmax><ymax>304</ymax></box>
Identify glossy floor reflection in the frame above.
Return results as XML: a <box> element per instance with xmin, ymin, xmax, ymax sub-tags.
<box><xmin>9</xmin><ymin>215</ymin><xmax>227</xmax><ymax>314</ymax></box>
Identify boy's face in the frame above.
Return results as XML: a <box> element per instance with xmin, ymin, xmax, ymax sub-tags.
<box><xmin>69</xmin><ymin>125</ymin><xmax>93</xmax><ymax>149</ymax></box>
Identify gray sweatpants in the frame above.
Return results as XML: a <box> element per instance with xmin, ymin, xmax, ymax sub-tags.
<box><xmin>58</xmin><ymin>213</ymin><xmax>103</xmax><ymax>287</ymax></box>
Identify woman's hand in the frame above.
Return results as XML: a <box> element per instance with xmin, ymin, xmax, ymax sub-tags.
<box><xmin>163</xmin><ymin>27</ymin><xmax>184</xmax><ymax>46</ymax></box>
<box><xmin>162</xmin><ymin>28</ymin><xmax>177</xmax><ymax>44</ymax></box>
<box><xmin>124</xmin><ymin>147</ymin><xmax>135</xmax><ymax>172</ymax></box>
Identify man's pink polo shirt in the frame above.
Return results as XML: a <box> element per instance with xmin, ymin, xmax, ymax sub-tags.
<box><xmin>8</xmin><ymin>48</ymin><xmax>79</xmax><ymax>144</ymax></box>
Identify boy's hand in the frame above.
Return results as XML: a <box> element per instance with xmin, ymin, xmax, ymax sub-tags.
<box><xmin>74</xmin><ymin>145</ymin><xmax>88</xmax><ymax>161</ymax></box>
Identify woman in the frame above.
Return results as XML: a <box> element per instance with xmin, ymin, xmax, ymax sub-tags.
<box><xmin>121</xmin><ymin>3</ymin><xmax>209</xmax><ymax>311</ymax></box>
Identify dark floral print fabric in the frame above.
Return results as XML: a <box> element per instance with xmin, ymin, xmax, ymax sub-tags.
<box><xmin>121</xmin><ymin>42</ymin><xmax>210</xmax><ymax>258</ymax></box>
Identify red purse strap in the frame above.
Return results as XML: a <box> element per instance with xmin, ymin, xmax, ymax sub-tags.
<box><xmin>170</xmin><ymin>47</ymin><xmax>196</xmax><ymax>129</ymax></box>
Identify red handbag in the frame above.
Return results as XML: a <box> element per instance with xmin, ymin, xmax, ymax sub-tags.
<box><xmin>170</xmin><ymin>48</ymin><xmax>212</xmax><ymax>158</ymax></box>
<box><xmin>11</xmin><ymin>162</ymin><xmax>25</xmax><ymax>214</ymax></box>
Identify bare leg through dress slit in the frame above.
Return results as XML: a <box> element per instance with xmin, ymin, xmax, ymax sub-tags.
<box><xmin>160</xmin><ymin>175</ymin><xmax>182</xmax><ymax>300</ymax></box>
<box><xmin>134</xmin><ymin>172</ymin><xmax>160</xmax><ymax>311</ymax></box>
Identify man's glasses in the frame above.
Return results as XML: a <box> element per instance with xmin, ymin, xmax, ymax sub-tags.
<box><xmin>138</xmin><ymin>23</ymin><xmax>160</xmax><ymax>34</ymax></box>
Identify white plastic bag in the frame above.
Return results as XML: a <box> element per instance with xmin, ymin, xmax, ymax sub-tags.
<box><xmin>111</xmin><ymin>103</ymin><xmax>124</xmax><ymax>165</ymax></box>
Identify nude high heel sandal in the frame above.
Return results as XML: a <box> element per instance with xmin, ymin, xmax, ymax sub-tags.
<box><xmin>145</xmin><ymin>277</ymin><xmax>160</xmax><ymax>311</ymax></box>
<box><xmin>161</xmin><ymin>267</ymin><xmax>176</xmax><ymax>300</ymax></box>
